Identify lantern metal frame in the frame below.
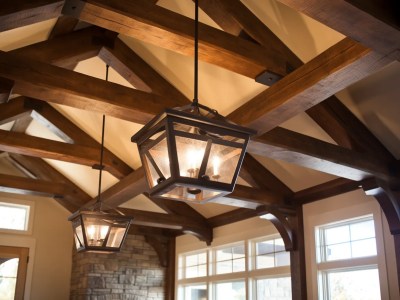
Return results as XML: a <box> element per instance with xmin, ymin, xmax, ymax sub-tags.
<box><xmin>132</xmin><ymin>104</ymin><xmax>255</xmax><ymax>203</ymax></box>
<box><xmin>68</xmin><ymin>65</ymin><xmax>132</xmax><ymax>253</ymax></box>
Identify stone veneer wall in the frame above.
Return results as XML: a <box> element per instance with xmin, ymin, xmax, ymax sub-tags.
<box><xmin>70</xmin><ymin>234</ymin><xmax>165</xmax><ymax>300</ymax></box>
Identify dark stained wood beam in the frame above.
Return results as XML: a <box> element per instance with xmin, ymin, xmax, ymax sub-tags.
<box><xmin>228</xmin><ymin>38</ymin><xmax>392</xmax><ymax>134</ymax></box>
<box><xmin>306</xmin><ymin>96</ymin><xmax>396</xmax><ymax>161</ymax></box>
<box><xmin>10</xmin><ymin>115</ymin><xmax>33</xmax><ymax>133</ymax></box>
<box><xmin>8</xmin><ymin>153</ymin><xmax>91</xmax><ymax>206</ymax></box>
<box><xmin>0</xmin><ymin>130</ymin><xmax>131</xmax><ymax>178</ymax></box>
<box><xmin>0</xmin><ymin>51</ymin><xmax>186</xmax><ymax>124</ymax></box>
<box><xmin>118</xmin><ymin>207</ymin><xmax>212</xmax><ymax>245</ymax></box>
<box><xmin>0</xmin><ymin>97</ymin><xmax>32</xmax><ymax>126</ymax></box>
<box><xmin>201</xmin><ymin>0</ymin><xmax>303</xmax><ymax>70</ymax></box>
<box><xmin>0</xmin><ymin>0</ymin><xmax>64</xmax><ymax>32</ymax></box>
<box><xmin>240</xmin><ymin>154</ymin><xmax>293</xmax><ymax>196</ymax></box>
<box><xmin>99</xmin><ymin>38</ymin><xmax>190</xmax><ymax>104</ymax></box>
<box><xmin>291</xmin><ymin>178</ymin><xmax>366</xmax><ymax>205</ymax></box>
<box><xmin>63</xmin><ymin>0</ymin><xmax>288</xmax><ymax>78</ymax></box>
<box><xmin>10</xmin><ymin>27</ymin><xmax>105</xmax><ymax>68</ymax></box>
<box><xmin>249</xmin><ymin>127</ymin><xmax>396</xmax><ymax>182</ymax></box>
<box><xmin>48</xmin><ymin>15</ymin><xmax>79</xmax><ymax>39</ymax></box>
<box><xmin>277</xmin><ymin>0</ymin><xmax>400</xmax><ymax>60</ymax></box>
<box><xmin>208</xmin><ymin>208</ymin><xmax>259</xmax><ymax>228</ymax></box>
<box><xmin>0</xmin><ymin>77</ymin><xmax>14</xmax><ymax>104</ymax></box>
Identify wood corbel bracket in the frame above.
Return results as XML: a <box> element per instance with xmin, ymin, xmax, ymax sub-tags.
<box><xmin>182</xmin><ymin>225</ymin><xmax>213</xmax><ymax>246</ymax></box>
<box><xmin>258</xmin><ymin>206</ymin><xmax>296</xmax><ymax>251</ymax></box>
<box><xmin>145</xmin><ymin>235</ymin><xmax>170</xmax><ymax>268</ymax></box>
<box><xmin>362</xmin><ymin>177</ymin><xmax>400</xmax><ymax>235</ymax></box>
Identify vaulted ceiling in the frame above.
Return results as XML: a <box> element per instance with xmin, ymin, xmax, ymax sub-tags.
<box><xmin>0</xmin><ymin>0</ymin><xmax>399</xmax><ymax>246</ymax></box>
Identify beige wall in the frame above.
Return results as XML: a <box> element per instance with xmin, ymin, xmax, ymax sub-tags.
<box><xmin>0</xmin><ymin>193</ymin><xmax>73</xmax><ymax>300</ymax></box>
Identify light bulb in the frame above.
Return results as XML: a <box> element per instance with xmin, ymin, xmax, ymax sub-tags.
<box><xmin>213</xmin><ymin>156</ymin><xmax>220</xmax><ymax>176</ymax></box>
<box><xmin>87</xmin><ymin>225</ymin><xmax>95</xmax><ymax>240</ymax></box>
<box><xmin>100</xmin><ymin>225</ymin><xmax>109</xmax><ymax>239</ymax></box>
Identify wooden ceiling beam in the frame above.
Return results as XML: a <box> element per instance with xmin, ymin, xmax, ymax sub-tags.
<box><xmin>306</xmin><ymin>96</ymin><xmax>396</xmax><ymax>161</ymax></box>
<box><xmin>0</xmin><ymin>97</ymin><xmax>32</xmax><ymax>126</ymax></box>
<box><xmin>201</xmin><ymin>0</ymin><xmax>303</xmax><ymax>70</ymax></box>
<box><xmin>118</xmin><ymin>207</ymin><xmax>212</xmax><ymax>244</ymax></box>
<box><xmin>228</xmin><ymin>38</ymin><xmax>392</xmax><ymax>134</ymax></box>
<box><xmin>0</xmin><ymin>51</ymin><xmax>185</xmax><ymax>125</ymax></box>
<box><xmin>48</xmin><ymin>15</ymin><xmax>79</xmax><ymax>39</ymax></box>
<box><xmin>10</xmin><ymin>27</ymin><xmax>105</xmax><ymax>68</ymax></box>
<box><xmin>0</xmin><ymin>77</ymin><xmax>14</xmax><ymax>104</ymax></box>
<box><xmin>277</xmin><ymin>0</ymin><xmax>400</xmax><ymax>60</ymax></box>
<box><xmin>249</xmin><ymin>127</ymin><xmax>396</xmax><ymax>182</ymax></box>
<box><xmin>99</xmin><ymin>38</ymin><xmax>189</xmax><ymax>104</ymax></box>
<box><xmin>10</xmin><ymin>115</ymin><xmax>33</xmax><ymax>133</ymax></box>
<box><xmin>63</xmin><ymin>0</ymin><xmax>288</xmax><ymax>79</ymax></box>
<box><xmin>240</xmin><ymin>154</ymin><xmax>293</xmax><ymax>196</ymax></box>
<box><xmin>0</xmin><ymin>0</ymin><xmax>64</xmax><ymax>33</ymax></box>
<box><xmin>0</xmin><ymin>130</ymin><xmax>131</xmax><ymax>178</ymax></box>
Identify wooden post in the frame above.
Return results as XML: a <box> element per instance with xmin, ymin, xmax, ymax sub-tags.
<box><xmin>289</xmin><ymin>206</ymin><xmax>307</xmax><ymax>300</ymax></box>
<box><xmin>165</xmin><ymin>237</ymin><xmax>176</xmax><ymax>300</ymax></box>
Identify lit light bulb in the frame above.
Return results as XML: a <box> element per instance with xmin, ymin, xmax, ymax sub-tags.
<box><xmin>100</xmin><ymin>225</ymin><xmax>109</xmax><ymax>240</ymax></box>
<box><xmin>87</xmin><ymin>225</ymin><xmax>95</xmax><ymax>240</ymax></box>
<box><xmin>213</xmin><ymin>156</ymin><xmax>220</xmax><ymax>176</ymax></box>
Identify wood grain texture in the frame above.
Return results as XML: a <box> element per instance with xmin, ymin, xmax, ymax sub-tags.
<box><xmin>277</xmin><ymin>0</ymin><xmax>400</xmax><ymax>60</ymax></box>
<box><xmin>0</xmin><ymin>97</ymin><xmax>32</xmax><ymax>126</ymax></box>
<box><xmin>0</xmin><ymin>0</ymin><xmax>63</xmax><ymax>32</ymax></box>
<box><xmin>64</xmin><ymin>0</ymin><xmax>287</xmax><ymax>78</ymax></box>
<box><xmin>248</xmin><ymin>127</ymin><xmax>394</xmax><ymax>181</ymax></box>
<box><xmin>99</xmin><ymin>38</ymin><xmax>190</xmax><ymax>105</ymax></box>
<box><xmin>10</xmin><ymin>27</ymin><xmax>104</xmax><ymax>68</ymax></box>
<box><xmin>0</xmin><ymin>130</ymin><xmax>131</xmax><ymax>178</ymax></box>
<box><xmin>228</xmin><ymin>38</ymin><xmax>391</xmax><ymax>134</ymax></box>
<box><xmin>0</xmin><ymin>51</ymin><xmax>184</xmax><ymax>124</ymax></box>
<box><xmin>48</xmin><ymin>15</ymin><xmax>79</xmax><ymax>39</ymax></box>
<box><xmin>0</xmin><ymin>77</ymin><xmax>14</xmax><ymax>104</ymax></box>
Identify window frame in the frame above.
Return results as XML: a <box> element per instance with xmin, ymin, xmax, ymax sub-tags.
<box><xmin>0</xmin><ymin>199</ymin><xmax>34</xmax><ymax>235</ymax></box>
<box><xmin>305</xmin><ymin>198</ymin><xmax>391</xmax><ymax>300</ymax></box>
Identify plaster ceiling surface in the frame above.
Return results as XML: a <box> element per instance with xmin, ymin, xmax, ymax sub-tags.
<box><xmin>0</xmin><ymin>0</ymin><xmax>399</xmax><ymax>219</ymax></box>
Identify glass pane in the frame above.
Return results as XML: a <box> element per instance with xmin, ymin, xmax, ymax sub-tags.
<box><xmin>274</xmin><ymin>239</ymin><xmax>286</xmax><ymax>252</ymax></box>
<box><xmin>326</xmin><ymin>243</ymin><xmax>351</xmax><ymax>261</ymax></box>
<box><xmin>257</xmin><ymin>240</ymin><xmax>274</xmax><ymax>255</ymax></box>
<box><xmin>205</xmin><ymin>143</ymin><xmax>241</xmax><ymax>184</ymax></box>
<box><xmin>198</xmin><ymin>252</ymin><xmax>207</xmax><ymax>265</ymax></box>
<box><xmin>175</xmin><ymin>135</ymin><xmax>207</xmax><ymax>178</ymax></box>
<box><xmin>350</xmin><ymin>220</ymin><xmax>375</xmax><ymax>241</ymax></box>
<box><xmin>256</xmin><ymin>253</ymin><xmax>275</xmax><ymax>269</ymax></box>
<box><xmin>216</xmin><ymin>260</ymin><xmax>232</xmax><ymax>274</ymax></box>
<box><xmin>198</xmin><ymin>264</ymin><xmax>207</xmax><ymax>277</ymax></box>
<box><xmin>216</xmin><ymin>248</ymin><xmax>232</xmax><ymax>262</ymax></box>
<box><xmin>0</xmin><ymin>203</ymin><xmax>29</xmax><ymax>231</ymax></box>
<box><xmin>106</xmin><ymin>227</ymin><xmax>126</xmax><ymax>248</ymax></box>
<box><xmin>0</xmin><ymin>258</ymin><xmax>19</xmax><ymax>300</ymax></box>
<box><xmin>275</xmin><ymin>252</ymin><xmax>290</xmax><ymax>267</ymax></box>
<box><xmin>180</xmin><ymin>284</ymin><xmax>207</xmax><ymax>300</ymax></box>
<box><xmin>232</xmin><ymin>245</ymin><xmax>245</xmax><ymax>258</ymax></box>
<box><xmin>323</xmin><ymin>268</ymin><xmax>381</xmax><ymax>300</ymax></box>
<box><xmin>74</xmin><ymin>225</ymin><xmax>84</xmax><ymax>249</ymax></box>
<box><xmin>232</xmin><ymin>258</ymin><xmax>245</xmax><ymax>272</ymax></box>
<box><xmin>186</xmin><ymin>254</ymin><xmax>198</xmax><ymax>267</ymax></box>
<box><xmin>186</xmin><ymin>266</ymin><xmax>199</xmax><ymax>278</ymax></box>
<box><xmin>325</xmin><ymin>225</ymin><xmax>350</xmax><ymax>245</ymax></box>
<box><xmin>215</xmin><ymin>281</ymin><xmax>245</xmax><ymax>300</ymax></box>
<box><xmin>160</xmin><ymin>185</ymin><xmax>222</xmax><ymax>203</ymax></box>
<box><xmin>256</xmin><ymin>277</ymin><xmax>292</xmax><ymax>300</ymax></box>
<box><xmin>351</xmin><ymin>239</ymin><xmax>377</xmax><ymax>258</ymax></box>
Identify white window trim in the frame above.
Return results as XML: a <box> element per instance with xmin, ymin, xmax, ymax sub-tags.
<box><xmin>305</xmin><ymin>199</ymin><xmax>390</xmax><ymax>300</ymax></box>
<box><xmin>0</xmin><ymin>198</ymin><xmax>34</xmax><ymax>235</ymax></box>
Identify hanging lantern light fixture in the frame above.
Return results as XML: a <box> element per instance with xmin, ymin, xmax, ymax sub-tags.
<box><xmin>68</xmin><ymin>66</ymin><xmax>132</xmax><ymax>253</ymax></box>
<box><xmin>131</xmin><ymin>0</ymin><xmax>255</xmax><ymax>204</ymax></box>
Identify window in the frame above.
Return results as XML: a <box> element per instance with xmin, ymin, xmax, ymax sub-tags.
<box><xmin>0</xmin><ymin>202</ymin><xmax>30</xmax><ymax>232</ymax></box>
<box><xmin>254</xmin><ymin>238</ymin><xmax>290</xmax><ymax>269</ymax></box>
<box><xmin>177</xmin><ymin>236</ymin><xmax>291</xmax><ymax>300</ymax></box>
<box><xmin>214</xmin><ymin>244</ymin><xmax>245</xmax><ymax>274</ymax></box>
<box><xmin>315</xmin><ymin>215</ymin><xmax>381</xmax><ymax>299</ymax></box>
<box><xmin>179</xmin><ymin>251</ymin><xmax>207</xmax><ymax>279</ymax></box>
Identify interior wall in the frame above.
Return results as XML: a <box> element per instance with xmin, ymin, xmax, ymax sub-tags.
<box><xmin>0</xmin><ymin>193</ymin><xmax>73</xmax><ymax>300</ymax></box>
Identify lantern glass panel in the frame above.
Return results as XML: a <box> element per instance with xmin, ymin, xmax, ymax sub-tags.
<box><xmin>160</xmin><ymin>185</ymin><xmax>224</xmax><ymax>203</ymax></box>
<box><xmin>175</xmin><ymin>135</ymin><xmax>207</xmax><ymax>178</ymax></box>
<box><xmin>206</xmin><ymin>143</ymin><xmax>241</xmax><ymax>184</ymax></box>
<box><xmin>106</xmin><ymin>226</ymin><xmax>126</xmax><ymax>248</ymax></box>
<box><xmin>82</xmin><ymin>216</ymin><xmax>110</xmax><ymax>247</ymax></box>
<box><xmin>142</xmin><ymin>131</ymin><xmax>171</xmax><ymax>188</ymax></box>
<box><xmin>74</xmin><ymin>224</ymin><xmax>84</xmax><ymax>250</ymax></box>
